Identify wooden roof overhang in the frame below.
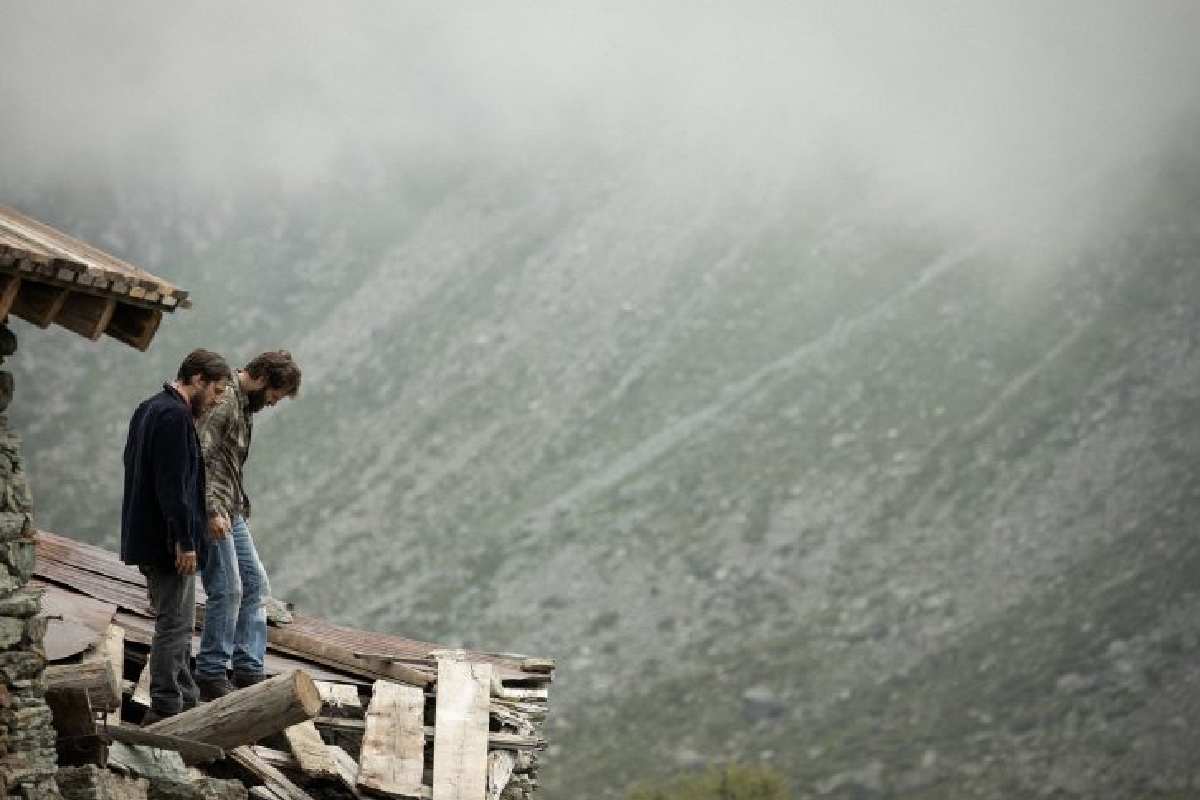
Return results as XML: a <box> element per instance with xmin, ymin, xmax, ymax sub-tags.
<box><xmin>0</xmin><ymin>206</ymin><xmax>191</xmax><ymax>351</ymax></box>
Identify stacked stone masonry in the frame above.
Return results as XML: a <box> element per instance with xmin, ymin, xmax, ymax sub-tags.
<box><xmin>0</xmin><ymin>323</ymin><xmax>61</xmax><ymax>800</ymax></box>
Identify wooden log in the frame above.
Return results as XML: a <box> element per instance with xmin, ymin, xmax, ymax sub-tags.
<box><xmin>431</xmin><ymin>659</ymin><xmax>493</xmax><ymax>800</ymax></box>
<box><xmin>98</xmin><ymin>624</ymin><xmax>125</xmax><ymax>723</ymax></box>
<box><xmin>231</xmin><ymin>746</ymin><xmax>318</xmax><ymax>800</ymax></box>
<box><xmin>45</xmin><ymin>660</ymin><xmax>121</xmax><ymax>712</ymax></box>
<box><xmin>356</xmin><ymin>680</ymin><xmax>425</xmax><ymax>799</ymax></box>
<box><xmin>283</xmin><ymin>720</ymin><xmax>338</xmax><ymax>779</ymax></box>
<box><xmin>146</xmin><ymin>670</ymin><xmax>322</xmax><ymax>751</ymax></box>
<box><xmin>104</xmin><ymin>725</ymin><xmax>225</xmax><ymax>764</ymax></box>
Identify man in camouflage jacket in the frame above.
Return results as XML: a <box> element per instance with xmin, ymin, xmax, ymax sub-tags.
<box><xmin>193</xmin><ymin>350</ymin><xmax>301</xmax><ymax>699</ymax></box>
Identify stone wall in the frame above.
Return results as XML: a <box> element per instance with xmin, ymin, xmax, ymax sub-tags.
<box><xmin>0</xmin><ymin>323</ymin><xmax>60</xmax><ymax>799</ymax></box>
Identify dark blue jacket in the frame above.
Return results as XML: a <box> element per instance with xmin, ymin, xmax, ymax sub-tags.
<box><xmin>121</xmin><ymin>385</ymin><xmax>208</xmax><ymax>569</ymax></box>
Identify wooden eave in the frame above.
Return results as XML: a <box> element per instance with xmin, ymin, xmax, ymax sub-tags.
<box><xmin>0</xmin><ymin>206</ymin><xmax>191</xmax><ymax>351</ymax></box>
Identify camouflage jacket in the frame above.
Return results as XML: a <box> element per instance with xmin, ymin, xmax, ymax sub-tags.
<box><xmin>198</xmin><ymin>375</ymin><xmax>253</xmax><ymax>521</ymax></box>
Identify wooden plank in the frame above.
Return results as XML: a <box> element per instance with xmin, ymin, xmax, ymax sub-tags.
<box><xmin>0</xmin><ymin>274</ymin><xmax>21</xmax><ymax>318</ymax></box>
<box><xmin>98</xmin><ymin>624</ymin><xmax>125</xmax><ymax>724</ymax></box>
<box><xmin>315</xmin><ymin>718</ymin><xmax>543</xmax><ymax>751</ymax></box>
<box><xmin>104</xmin><ymin>304</ymin><xmax>161</xmax><ymax>351</ymax></box>
<box><xmin>11</xmin><ymin>281</ymin><xmax>68</xmax><ymax>327</ymax></box>
<box><xmin>40</xmin><ymin>585</ymin><xmax>118</xmax><ymax>661</ymax></box>
<box><xmin>270</xmin><ymin>626</ymin><xmax>435</xmax><ymax>687</ymax></box>
<box><xmin>519</xmin><ymin>658</ymin><xmax>555</xmax><ymax>675</ymax></box>
<box><xmin>231</xmin><ymin>746</ymin><xmax>319</xmax><ymax>800</ymax></box>
<box><xmin>248</xmin><ymin>746</ymin><xmax>299</xmax><ymax>772</ymax></box>
<box><xmin>357</xmin><ymin>680</ymin><xmax>425</xmax><ymax>799</ymax></box>
<box><xmin>313</xmin><ymin>680</ymin><xmax>363</xmax><ymax>715</ymax></box>
<box><xmin>283</xmin><ymin>720</ymin><xmax>338</xmax><ymax>780</ymax></box>
<box><xmin>132</xmin><ymin>660</ymin><xmax>151</xmax><ymax>709</ymax></box>
<box><xmin>329</xmin><ymin>745</ymin><xmax>367</xmax><ymax>796</ymax></box>
<box><xmin>55</xmin><ymin>292</ymin><xmax>117</xmax><ymax>340</ymax></box>
<box><xmin>431</xmin><ymin>659</ymin><xmax>492</xmax><ymax>800</ymax></box>
<box><xmin>486</xmin><ymin>752</ymin><xmax>516</xmax><ymax>800</ymax></box>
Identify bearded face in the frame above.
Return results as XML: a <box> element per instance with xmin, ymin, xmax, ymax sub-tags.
<box><xmin>245</xmin><ymin>387</ymin><xmax>268</xmax><ymax>415</ymax></box>
<box><xmin>190</xmin><ymin>389</ymin><xmax>208</xmax><ymax>420</ymax></box>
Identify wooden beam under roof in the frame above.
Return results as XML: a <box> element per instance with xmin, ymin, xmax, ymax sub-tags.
<box><xmin>11</xmin><ymin>281</ymin><xmax>68</xmax><ymax>328</ymax></box>
<box><xmin>0</xmin><ymin>274</ymin><xmax>21</xmax><ymax>319</ymax></box>
<box><xmin>104</xmin><ymin>304</ymin><xmax>161</xmax><ymax>351</ymax></box>
<box><xmin>56</xmin><ymin>292</ymin><xmax>117</xmax><ymax>341</ymax></box>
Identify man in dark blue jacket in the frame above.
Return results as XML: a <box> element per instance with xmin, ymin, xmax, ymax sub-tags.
<box><xmin>122</xmin><ymin>349</ymin><xmax>231</xmax><ymax>723</ymax></box>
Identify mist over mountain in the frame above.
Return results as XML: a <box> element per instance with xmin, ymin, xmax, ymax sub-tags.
<box><xmin>5</xmin><ymin>3</ymin><xmax>1200</xmax><ymax>797</ymax></box>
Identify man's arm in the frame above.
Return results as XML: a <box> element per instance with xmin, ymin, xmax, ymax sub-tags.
<box><xmin>150</xmin><ymin>406</ymin><xmax>201</xmax><ymax>567</ymax></box>
<box><xmin>197</xmin><ymin>396</ymin><xmax>234</xmax><ymax>537</ymax></box>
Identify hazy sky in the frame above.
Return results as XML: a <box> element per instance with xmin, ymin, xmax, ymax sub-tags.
<box><xmin>3</xmin><ymin>1</ymin><xmax>1199</xmax><ymax>250</ymax></box>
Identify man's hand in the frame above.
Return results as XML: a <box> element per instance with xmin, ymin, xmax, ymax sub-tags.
<box><xmin>175</xmin><ymin>545</ymin><xmax>198</xmax><ymax>576</ymax></box>
<box><xmin>209</xmin><ymin>512</ymin><xmax>231</xmax><ymax>540</ymax></box>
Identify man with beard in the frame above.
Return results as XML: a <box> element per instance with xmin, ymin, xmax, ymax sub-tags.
<box><xmin>122</xmin><ymin>349</ymin><xmax>231</xmax><ymax>724</ymax></box>
<box><xmin>193</xmin><ymin>350</ymin><xmax>301</xmax><ymax>699</ymax></box>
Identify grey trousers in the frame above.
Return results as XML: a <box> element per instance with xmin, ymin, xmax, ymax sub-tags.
<box><xmin>139</xmin><ymin>564</ymin><xmax>199</xmax><ymax>714</ymax></box>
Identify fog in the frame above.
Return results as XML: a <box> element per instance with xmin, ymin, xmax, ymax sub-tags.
<box><xmin>3</xmin><ymin>1</ymin><xmax>1199</xmax><ymax>254</ymax></box>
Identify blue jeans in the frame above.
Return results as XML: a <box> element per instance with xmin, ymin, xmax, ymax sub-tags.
<box><xmin>196</xmin><ymin>516</ymin><xmax>269</xmax><ymax>679</ymax></box>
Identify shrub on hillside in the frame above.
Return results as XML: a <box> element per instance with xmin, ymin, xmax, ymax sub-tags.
<box><xmin>627</xmin><ymin>764</ymin><xmax>790</xmax><ymax>800</ymax></box>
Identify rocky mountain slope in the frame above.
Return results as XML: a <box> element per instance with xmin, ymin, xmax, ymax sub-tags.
<box><xmin>7</xmin><ymin>142</ymin><xmax>1200</xmax><ymax>798</ymax></box>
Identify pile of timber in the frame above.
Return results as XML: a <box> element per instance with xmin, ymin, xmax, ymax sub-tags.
<box><xmin>32</xmin><ymin>531</ymin><xmax>555</xmax><ymax>800</ymax></box>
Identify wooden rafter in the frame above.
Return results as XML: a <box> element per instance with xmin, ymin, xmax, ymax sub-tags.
<box><xmin>11</xmin><ymin>281</ymin><xmax>69</xmax><ymax>328</ymax></box>
<box><xmin>56</xmin><ymin>292</ymin><xmax>118</xmax><ymax>341</ymax></box>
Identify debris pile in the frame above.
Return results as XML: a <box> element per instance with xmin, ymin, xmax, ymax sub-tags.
<box><xmin>33</xmin><ymin>531</ymin><xmax>554</xmax><ymax>800</ymax></box>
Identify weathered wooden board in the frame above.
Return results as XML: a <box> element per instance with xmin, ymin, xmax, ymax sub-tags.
<box><xmin>283</xmin><ymin>720</ymin><xmax>338</xmax><ymax>779</ymax></box>
<box><xmin>431</xmin><ymin>659</ymin><xmax>493</xmax><ymax>800</ymax></box>
<box><xmin>40</xmin><ymin>586</ymin><xmax>117</xmax><ymax>661</ymax></box>
<box><xmin>314</xmin><ymin>680</ymin><xmax>363</xmax><ymax>715</ymax></box>
<box><xmin>486</xmin><ymin>752</ymin><xmax>516</xmax><ymax>800</ymax></box>
<box><xmin>132</xmin><ymin>661</ymin><xmax>151</xmax><ymax>709</ymax></box>
<box><xmin>99</xmin><ymin>624</ymin><xmax>125</xmax><ymax>722</ymax></box>
<box><xmin>231</xmin><ymin>746</ymin><xmax>317</xmax><ymax>800</ymax></box>
<box><xmin>357</xmin><ymin>680</ymin><xmax>425</xmax><ymax>799</ymax></box>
